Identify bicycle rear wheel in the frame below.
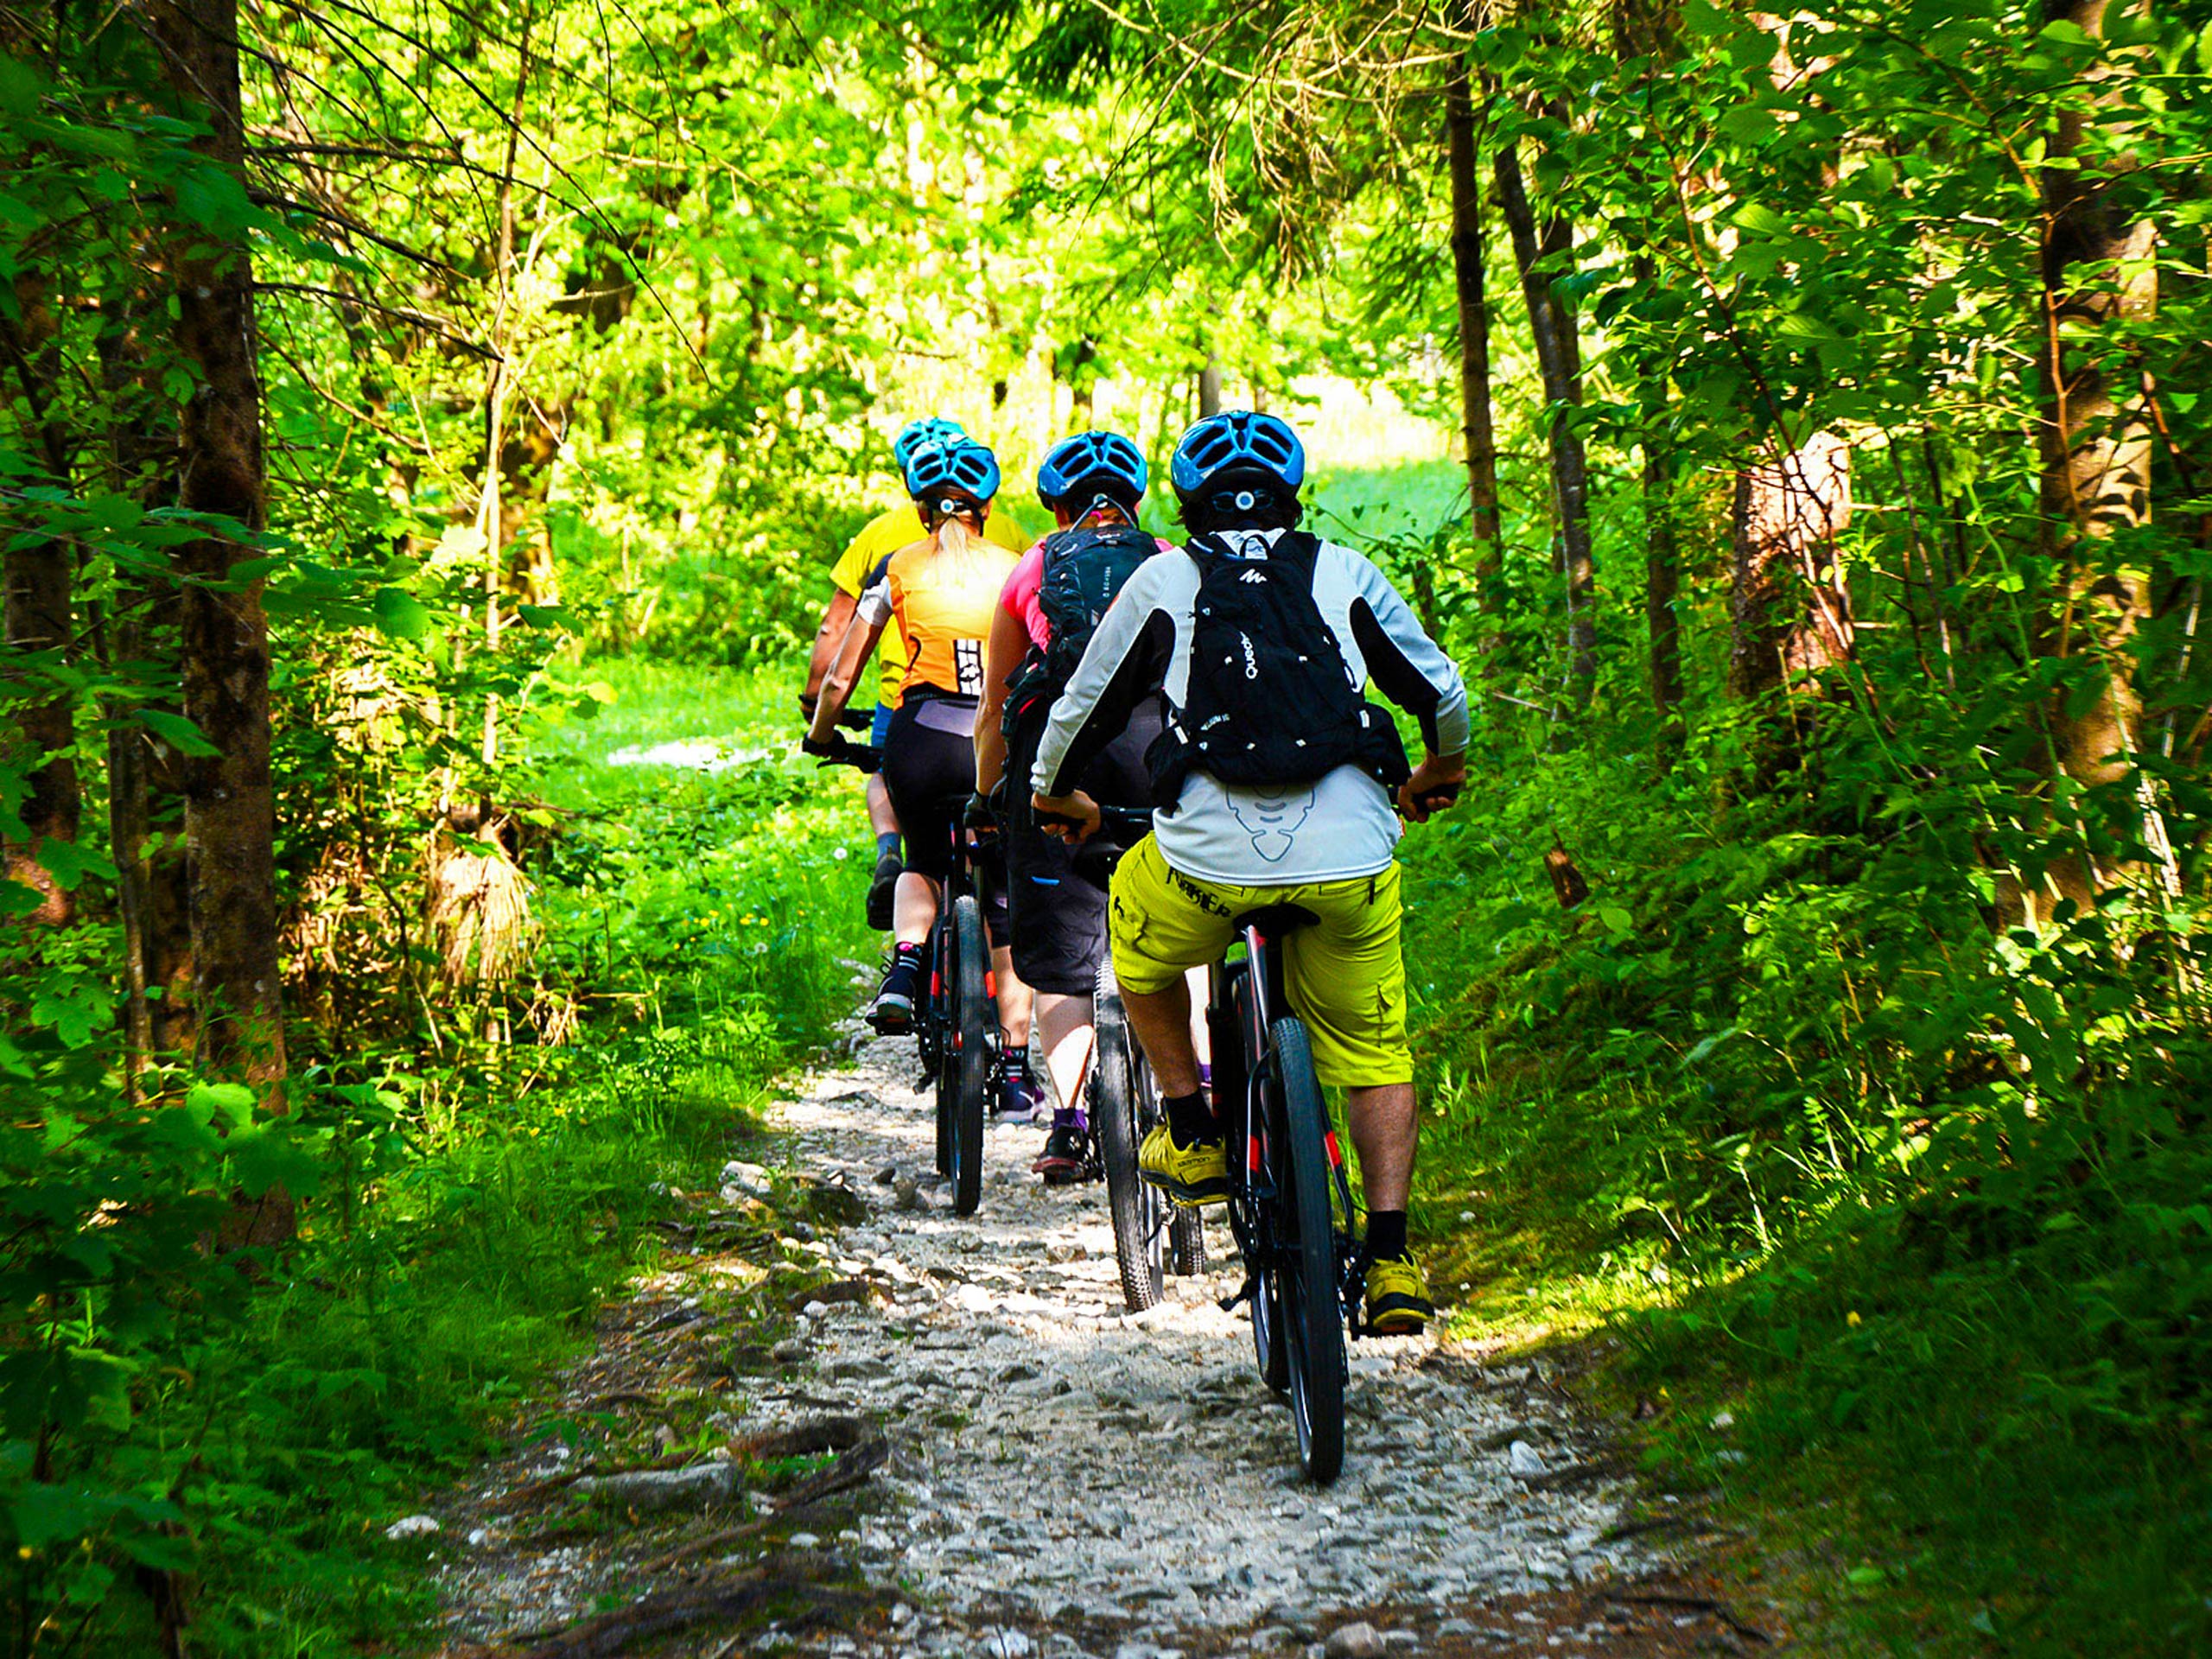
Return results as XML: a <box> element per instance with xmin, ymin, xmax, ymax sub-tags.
<box><xmin>1268</xmin><ymin>1015</ymin><xmax>1344</xmax><ymax>1484</ymax></box>
<box><xmin>1230</xmin><ymin>973</ymin><xmax>1290</xmax><ymax>1395</ymax></box>
<box><xmin>1095</xmin><ymin>958</ymin><xmax>1168</xmax><ymax>1311</ymax></box>
<box><xmin>928</xmin><ymin>921</ymin><xmax>952</xmax><ymax>1178</ymax></box>
<box><xmin>949</xmin><ymin>894</ymin><xmax>992</xmax><ymax>1217</ymax></box>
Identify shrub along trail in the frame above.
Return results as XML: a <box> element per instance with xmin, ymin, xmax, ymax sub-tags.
<box><xmin>426</xmin><ymin>1015</ymin><xmax>1780</xmax><ymax>1658</ymax></box>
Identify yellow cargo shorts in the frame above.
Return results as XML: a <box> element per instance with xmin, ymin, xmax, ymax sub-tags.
<box><xmin>1107</xmin><ymin>834</ymin><xmax>1410</xmax><ymax>1088</ymax></box>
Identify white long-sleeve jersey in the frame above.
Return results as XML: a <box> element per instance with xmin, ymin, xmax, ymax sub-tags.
<box><xmin>1033</xmin><ymin>527</ymin><xmax>1470</xmax><ymax>886</ymax></box>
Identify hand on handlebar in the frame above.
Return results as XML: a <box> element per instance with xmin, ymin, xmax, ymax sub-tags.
<box><xmin>1032</xmin><ymin>788</ymin><xmax>1103</xmax><ymax>845</ymax></box>
<box><xmin>803</xmin><ymin>732</ymin><xmax>880</xmax><ymax>773</ymax></box>
<box><xmin>1396</xmin><ymin>754</ymin><xmax>1465</xmax><ymax>823</ymax></box>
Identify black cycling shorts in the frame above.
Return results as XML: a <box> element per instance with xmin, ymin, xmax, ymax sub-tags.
<box><xmin>1003</xmin><ymin>697</ymin><xmax>1160</xmax><ymax>996</ymax></box>
<box><xmin>882</xmin><ymin>693</ymin><xmax>1007</xmax><ymax>941</ymax></box>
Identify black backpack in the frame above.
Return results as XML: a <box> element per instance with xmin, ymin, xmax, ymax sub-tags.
<box><xmin>1002</xmin><ymin>521</ymin><xmax>1159</xmax><ymax>733</ymax></box>
<box><xmin>1147</xmin><ymin>531</ymin><xmax>1410</xmax><ymax>803</ymax></box>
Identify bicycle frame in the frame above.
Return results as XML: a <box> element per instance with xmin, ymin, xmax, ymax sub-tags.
<box><xmin>1211</xmin><ymin>920</ymin><xmax>1370</xmax><ymax>1339</ymax></box>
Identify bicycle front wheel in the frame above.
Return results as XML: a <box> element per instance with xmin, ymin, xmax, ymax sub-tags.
<box><xmin>950</xmin><ymin>894</ymin><xmax>992</xmax><ymax>1217</ymax></box>
<box><xmin>1268</xmin><ymin>1015</ymin><xmax>1344</xmax><ymax>1484</ymax></box>
<box><xmin>1095</xmin><ymin>958</ymin><xmax>1167</xmax><ymax>1311</ymax></box>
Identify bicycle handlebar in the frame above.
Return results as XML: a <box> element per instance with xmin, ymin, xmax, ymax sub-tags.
<box><xmin>1035</xmin><ymin>803</ymin><xmax>1152</xmax><ymax>841</ymax></box>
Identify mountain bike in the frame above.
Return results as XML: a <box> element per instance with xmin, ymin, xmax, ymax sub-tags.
<box><xmin>1208</xmin><ymin>779</ymin><xmax>1461</xmax><ymax>1484</ymax></box>
<box><xmin>909</xmin><ymin>791</ymin><xmax>1001</xmax><ymax>1217</ymax></box>
<box><xmin>813</xmin><ymin>740</ymin><xmax>998</xmax><ymax>1217</ymax></box>
<box><xmin>1062</xmin><ymin>804</ymin><xmax>1208</xmax><ymax>1312</ymax></box>
<box><xmin>1205</xmin><ymin>904</ymin><xmax>1362</xmax><ymax>1485</ymax></box>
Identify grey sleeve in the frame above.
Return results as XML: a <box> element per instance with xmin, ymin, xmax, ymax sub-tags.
<box><xmin>1341</xmin><ymin>550</ymin><xmax>1471</xmax><ymax>756</ymax></box>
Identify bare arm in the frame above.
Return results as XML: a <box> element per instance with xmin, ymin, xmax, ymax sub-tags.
<box><xmin>802</xmin><ymin>588</ymin><xmax>859</xmax><ymax>710</ymax></box>
<box><xmin>974</xmin><ymin>601</ymin><xmax>1030</xmax><ymax>796</ymax></box>
<box><xmin>808</xmin><ymin>607</ymin><xmax>888</xmax><ymax>744</ymax></box>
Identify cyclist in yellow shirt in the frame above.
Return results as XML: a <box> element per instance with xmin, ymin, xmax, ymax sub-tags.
<box><xmin>803</xmin><ymin>419</ymin><xmax>1031</xmax><ymax>929</ymax></box>
<box><xmin>806</xmin><ymin>437</ymin><xmax>1044</xmax><ymax>1116</ymax></box>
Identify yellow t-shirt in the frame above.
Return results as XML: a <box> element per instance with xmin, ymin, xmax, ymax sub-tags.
<box><xmin>831</xmin><ymin>505</ymin><xmax>1029</xmax><ymax>706</ymax></box>
<box><xmin>857</xmin><ymin>537</ymin><xmax>1020</xmax><ymax>701</ymax></box>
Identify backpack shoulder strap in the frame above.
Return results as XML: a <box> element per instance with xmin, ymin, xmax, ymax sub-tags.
<box><xmin>1265</xmin><ymin>529</ymin><xmax>1325</xmax><ymax>578</ymax></box>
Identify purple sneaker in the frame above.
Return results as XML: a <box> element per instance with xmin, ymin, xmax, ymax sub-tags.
<box><xmin>996</xmin><ymin>1056</ymin><xmax>1048</xmax><ymax>1121</ymax></box>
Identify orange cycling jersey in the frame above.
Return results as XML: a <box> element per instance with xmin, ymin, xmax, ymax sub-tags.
<box><xmin>857</xmin><ymin>536</ymin><xmax>1020</xmax><ymax>700</ymax></box>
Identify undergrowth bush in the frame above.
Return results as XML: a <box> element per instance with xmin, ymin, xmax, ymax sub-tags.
<box><xmin>0</xmin><ymin>664</ymin><xmax>868</xmax><ymax>1656</ymax></box>
<box><xmin>1405</xmin><ymin>687</ymin><xmax>2212</xmax><ymax>1656</ymax></box>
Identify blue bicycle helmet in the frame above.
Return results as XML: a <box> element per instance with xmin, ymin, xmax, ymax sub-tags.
<box><xmin>893</xmin><ymin>416</ymin><xmax>966</xmax><ymax>474</ymax></box>
<box><xmin>904</xmin><ymin>436</ymin><xmax>1001</xmax><ymax>504</ymax></box>
<box><xmin>1168</xmin><ymin>410</ymin><xmax>1306</xmax><ymax>497</ymax></box>
<box><xmin>1036</xmin><ymin>430</ymin><xmax>1148</xmax><ymax>510</ymax></box>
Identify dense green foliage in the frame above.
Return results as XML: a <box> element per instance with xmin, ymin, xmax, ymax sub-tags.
<box><xmin>4</xmin><ymin>0</ymin><xmax>2212</xmax><ymax>1651</ymax></box>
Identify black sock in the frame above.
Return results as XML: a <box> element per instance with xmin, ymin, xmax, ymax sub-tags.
<box><xmin>1164</xmin><ymin>1090</ymin><xmax>1215</xmax><ymax>1146</ymax></box>
<box><xmin>1366</xmin><ymin>1211</ymin><xmax>1409</xmax><ymax>1262</ymax></box>
<box><xmin>891</xmin><ymin>942</ymin><xmax>923</xmax><ymax>971</ymax></box>
<box><xmin>876</xmin><ymin>832</ymin><xmax>902</xmax><ymax>861</ymax></box>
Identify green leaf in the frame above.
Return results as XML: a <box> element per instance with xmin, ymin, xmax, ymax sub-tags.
<box><xmin>187</xmin><ymin>1080</ymin><xmax>255</xmax><ymax>1129</ymax></box>
<box><xmin>1682</xmin><ymin>0</ymin><xmax>1729</xmax><ymax>35</ymax></box>
<box><xmin>226</xmin><ymin>1124</ymin><xmax>325</xmax><ymax>1199</ymax></box>
<box><xmin>0</xmin><ymin>56</ymin><xmax>42</xmax><ymax>118</ymax></box>
<box><xmin>373</xmin><ymin>588</ymin><xmax>435</xmax><ymax>639</ymax></box>
<box><xmin>137</xmin><ymin>709</ymin><xmax>220</xmax><ymax>757</ymax></box>
<box><xmin>1732</xmin><ymin>202</ymin><xmax>1790</xmax><ymax>237</ymax></box>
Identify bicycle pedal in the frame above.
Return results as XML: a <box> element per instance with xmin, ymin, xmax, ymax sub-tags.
<box><xmin>913</xmin><ymin>1072</ymin><xmax>932</xmax><ymax>1092</ymax></box>
<box><xmin>1218</xmin><ymin>1277</ymin><xmax>1256</xmax><ymax>1313</ymax></box>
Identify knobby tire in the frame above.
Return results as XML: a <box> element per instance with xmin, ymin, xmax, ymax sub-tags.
<box><xmin>1268</xmin><ymin>1015</ymin><xmax>1344</xmax><ymax>1484</ymax></box>
<box><xmin>1095</xmin><ymin>958</ymin><xmax>1167</xmax><ymax>1311</ymax></box>
<box><xmin>950</xmin><ymin>894</ymin><xmax>990</xmax><ymax>1217</ymax></box>
<box><xmin>930</xmin><ymin>922</ymin><xmax>953</xmax><ymax>1179</ymax></box>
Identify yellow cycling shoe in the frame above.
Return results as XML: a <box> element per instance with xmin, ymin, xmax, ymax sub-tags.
<box><xmin>1137</xmin><ymin>1122</ymin><xmax>1230</xmax><ymax>1207</ymax></box>
<box><xmin>1364</xmin><ymin>1254</ymin><xmax>1436</xmax><ymax>1336</ymax></box>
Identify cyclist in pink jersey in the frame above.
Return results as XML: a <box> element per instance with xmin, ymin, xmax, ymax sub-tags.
<box><xmin>976</xmin><ymin>433</ymin><xmax>1174</xmax><ymax>1181</ymax></box>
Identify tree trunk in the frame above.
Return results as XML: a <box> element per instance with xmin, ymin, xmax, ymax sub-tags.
<box><xmin>1446</xmin><ymin>63</ymin><xmax>1503</xmax><ymax>594</ymax></box>
<box><xmin>1493</xmin><ymin>132</ymin><xmax>1596</xmax><ymax>703</ymax></box>
<box><xmin>144</xmin><ymin>0</ymin><xmax>289</xmax><ymax>1111</ymax></box>
<box><xmin>1</xmin><ymin>275</ymin><xmax>80</xmax><ymax>927</ymax></box>
<box><xmin>1726</xmin><ymin>430</ymin><xmax>1853</xmax><ymax>705</ymax></box>
<box><xmin>2036</xmin><ymin>0</ymin><xmax>2157</xmax><ymax>791</ymax></box>
<box><xmin>1198</xmin><ymin>353</ymin><xmax>1222</xmax><ymax>418</ymax></box>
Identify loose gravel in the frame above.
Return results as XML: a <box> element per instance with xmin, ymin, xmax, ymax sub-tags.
<box><xmin>429</xmin><ymin>1023</ymin><xmax>1672</xmax><ymax>1656</ymax></box>
<box><xmin>755</xmin><ymin>1030</ymin><xmax>1648</xmax><ymax>1643</ymax></box>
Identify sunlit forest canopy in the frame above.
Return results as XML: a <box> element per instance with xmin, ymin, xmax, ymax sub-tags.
<box><xmin>3</xmin><ymin>0</ymin><xmax>2211</xmax><ymax>1649</ymax></box>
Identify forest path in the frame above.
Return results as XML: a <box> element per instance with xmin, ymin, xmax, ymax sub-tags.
<box><xmin>430</xmin><ymin>1024</ymin><xmax>1751</xmax><ymax>1658</ymax></box>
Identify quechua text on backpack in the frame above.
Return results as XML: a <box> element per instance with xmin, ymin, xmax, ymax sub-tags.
<box><xmin>1147</xmin><ymin>531</ymin><xmax>1410</xmax><ymax>803</ymax></box>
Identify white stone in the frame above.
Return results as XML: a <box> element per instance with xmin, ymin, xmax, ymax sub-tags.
<box><xmin>383</xmin><ymin>1514</ymin><xmax>439</xmax><ymax>1540</ymax></box>
<box><xmin>1508</xmin><ymin>1440</ymin><xmax>1548</xmax><ymax>1476</ymax></box>
<box><xmin>1323</xmin><ymin>1624</ymin><xmax>1385</xmax><ymax>1658</ymax></box>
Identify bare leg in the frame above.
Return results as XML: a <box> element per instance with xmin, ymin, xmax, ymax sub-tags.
<box><xmin>893</xmin><ymin>873</ymin><xmax>936</xmax><ymax>946</ymax></box>
<box><xmin>1344</xmin><ymin>1082</ymin><xmax>1417</xmax><ymax>1212</ymax></box>
<box><xmin>868</xmin><ymin>772</ymin><xmax>899</xmax><ymax>841</ymax></box>
<box><xmin>995</xmin><ymin>947</ymin><xmax>1033</xmax><ymax>1048</ymax></box>
<box><xmin>1122</xmin><ymin>976</ymin><xmax>1204</xmax><ymax>1103</ymax></box>
<box><xmin>1185</xmin><ymin>964</ymin><xmax>1211</xmax><ymax>1067</ymax></box>
<box><xmin>1035</xmin><ymin>991</ymin><xmax>1096</xmax><ymax>1113</ymax></box>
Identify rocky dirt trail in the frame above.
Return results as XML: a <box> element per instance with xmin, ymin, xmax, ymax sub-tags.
<box><xmin>423</xmin><ymin>1023</ymin><xmax>1775</xmax><ymax>1659</ymax></box>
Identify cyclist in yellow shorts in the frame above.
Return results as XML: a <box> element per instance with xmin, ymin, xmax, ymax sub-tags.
<box><xmin>1029</xmin><ymin>410</ymin><xmax>1468</xmax><ymax>1337</ymax></box>
<box><xmin>801</xmin><ymin>417</ymin><xmax>1030</xmax><ymax>928</ymax></box>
